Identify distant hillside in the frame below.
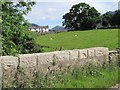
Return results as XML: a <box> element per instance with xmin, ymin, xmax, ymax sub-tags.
<box><xmin>30</xmin><ymin>23</ymin><xmax>39</xmax><ymax>27</ymax></box>
<box><xmin>51</xmin><ymin>26</ymin><xmax>67</xmax><ymax>31</ymax></box>
<box><xmin>106</xmin><ymin>11</ymin><xmax>115</xmax><ymax>15</ymax></box>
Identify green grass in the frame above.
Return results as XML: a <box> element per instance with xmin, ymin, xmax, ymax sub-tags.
<box><xmin>57</xmin><ymin>66</ymin><xmax>119</xmax><ymax>88</ymax></box>
<box><xmin>33</xmin><ymin>62</ymin><xmax>120</xmax><ymax>88</ymax></box>
<box><xmin>28</xmin><ymin>29</ymin><xmax>118</xmax><ymax>52</ymax></box>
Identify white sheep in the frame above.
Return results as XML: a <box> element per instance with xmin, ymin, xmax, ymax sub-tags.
<box><xmin>74</xmin><ymin>34</ymin><xmax>77</xmax><ymax>37</ymax></box>
<box><xmin>50</xmin><ymin>38</ymin><xmax>53</xmax><ymax>40</ymax></box>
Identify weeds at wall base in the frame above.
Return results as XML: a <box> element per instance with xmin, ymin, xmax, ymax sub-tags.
<box><xmin>2</xmin><ymin>56</ymin><xmax>119</xmax><ymax>88</ymax></box>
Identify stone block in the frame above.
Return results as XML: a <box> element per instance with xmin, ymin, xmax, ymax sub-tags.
<box><xmin>18</xmin><ymin>54</ymin><xmax>37</xmax><ymax>68</ymax></box>
<box><xmin>78</xmin><ymin>49</ymin><xmax>88</xmax><ymax>59</ymax></box>
<box><xmin>93</xmin><ymin>47</ymin><xmax>109</xmax><ymax>56</ymax></box>
<box><xmin>67</xmin><ymin>50</ymin><xmax>79</xmax><ymax>60</ymax></box>
<box><xmin>53</xmin><ymin>51</ymin><xmax>69</xmax><ymax>61</ymax></box>
<box><xmin>36</xmin><ymin>52</ymin><xmax>54</xmax><ymax>73</ymax></box>
<box><xmin>36</xmin><ymin>52</ymin><xmax>54</xmax><ymax>65</ymax></box>
<box><xmin>18</xmin><ymin>54</ymin><xmax>37</xmax><ymax>78</ymax></box>
<box><xmin>1</xmin><ymin>56</ymin><xmax>18</xmax><ymax>70</ymax></box>
<box><xmin>36</xmin><ymin>51</ymin><xmax>69</xmax><ymax>73</ymax></box>
<box><xmin>87</xmin><ymin>48</ymin><xmax>95</xmax><ymax>57</ymax></box>
<box><xmin>1</xmin><ymin>56</ymin><xmax>18</xmax><ymax>88</ymax></box>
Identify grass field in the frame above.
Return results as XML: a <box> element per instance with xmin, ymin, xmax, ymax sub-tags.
<box><xmin>28</xmin><ymin>29</ymin><xmax>118</xmax><ymax>52</ymax></box>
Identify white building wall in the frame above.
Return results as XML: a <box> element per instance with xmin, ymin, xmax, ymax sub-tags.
<box><xmin>30</xmin><ymin>29</ymin><xmax>36</xmax><ymax>32</ymax></box>
<box><xmin>29</xmin><ymin>27</ymin><xmax>49</xmax><ymax>33</ymax></box>
<box><xmin>46</xmin><ymin>28</ymin><xmax>49</xmax><ymax>32</ymax></box>
<box><xmin>43</xmin><ymin>28</ymin><xmax>45</xmax><ymax>32</ymax></box>
<box><xmin>36</xmin><ymin>28</ymin><xmax>39</xmax><ymax>32</ymax></box>
<box><xmin>40</xmin><ymin>28</ymin><xmax>43</xmax><ymax>32</ymax></box>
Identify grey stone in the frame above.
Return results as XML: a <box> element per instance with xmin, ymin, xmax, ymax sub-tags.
<box><xmin>67</xmin><ymin>50</ymin><xmax>79</xmax><ymax>60</ymax></box>
<box><xmin>1</xmin><ymin>56</ymin><xmax>18</xmax><ymax>70</ymax></box>
<box><xmin>36</xmin><ymin>51</ymin><xmax>69</xmax><ymax>73</ymax></box>
<box><xmin>18</xmin><ymin>54</ymin><xmax>37</xmax><ymax>68</ymax></box>
<box><xmin>53</xmin><ymin>51</ymin><xmax>69</xmax><ymax>61</ymax></box>
<box><xmin>93</xmin><ymin>47</ymin><xmax>109</xmax><ymax>56</ymax></box>
<box><xmin>87</xmin><ymin>48</ymin><xmax>95</xmax><ymax>57</ymax></box>
<box><xmin>78</xmin><ymin>49</ymin><xmax>88</xmax><ymax>59</ymax></box>
<box><xmin>36</xmin><ymin>52</ymin><xmax>54</xmax><ymax>73</ymax></box>
<box><xmin>36</xmin><ymin>52</ymin><xmax>54</xmax><ymax>65</ymax></box>
<box><xmin>1</xmin><ymin>56</ymin><xmax>18</xmax><ymax>88</ymax></box>
<box><xmin>18</xmin><ymin>54</ymin><xmax>37</xmax><ymax>78</ymax></box>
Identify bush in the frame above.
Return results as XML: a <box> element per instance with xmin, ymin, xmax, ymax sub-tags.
<box><xmin>1</xmin><ymin>2</ymin><xmax>43</xmax><ymax>56</ymax></box>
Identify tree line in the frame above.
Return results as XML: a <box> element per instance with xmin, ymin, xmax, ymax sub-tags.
<box><xmin>62</xmin><ymin>3</ymin><xmax>120</xmax><ymax>30</ymax></box>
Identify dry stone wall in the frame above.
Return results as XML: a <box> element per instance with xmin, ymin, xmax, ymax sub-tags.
<box><xmin>0</xmin><ymin>47</ymin><xmax>111</xmax><ymax>87</ymax></box>
<box><xmin>0</xmin><ymin>56</ymin><xmax>2</xmax><ymax>89</ymax></box>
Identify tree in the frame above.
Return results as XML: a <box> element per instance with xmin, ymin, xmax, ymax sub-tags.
<box><xmin>1</xmin><ymin>1</ymin><xmax>42</xmax><ymax>55</ymax></box>
<box><xmin>101</xmin><ymin>12</ymin><xmax>113</xmax><ymax>26</ymax></box>
<box><xmin>110</xmin><ymin>10</ymin><xmax>120</xmax><ymax>26</ymax></box>
<box><xmin>62</xmin><ymin>3</ymin><xmax>100</xmax><ymax>30</ymax></box>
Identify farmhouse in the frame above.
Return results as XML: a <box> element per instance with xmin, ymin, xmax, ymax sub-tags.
<box><xmin>29</xmin><ymin>25</ymin><xmax>49</xmax><ymax>33</ymax></box>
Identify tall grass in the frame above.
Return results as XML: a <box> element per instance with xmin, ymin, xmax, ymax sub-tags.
<box><xmin>34</xmin><ymin>61</ymin><xmax>119</xmax><ymax>88</ymax></box>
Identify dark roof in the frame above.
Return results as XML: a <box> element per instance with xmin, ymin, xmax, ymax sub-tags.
<box><xmin>29</xmin><ymin>26</ymin><xmax>48</xmax><ymax>29</ymax></box>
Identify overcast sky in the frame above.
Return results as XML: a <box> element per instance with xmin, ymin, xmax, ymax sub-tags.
<box><xmin>24</xmin><ymin>0</ymin><xmax>120</xmax><ymax>29</ymax></box>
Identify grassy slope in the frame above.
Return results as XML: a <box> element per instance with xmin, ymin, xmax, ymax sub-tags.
<box><xmin>28</xmin><ymin>29</ymin><xmax>118</xmax><ymax>52</ymax></box>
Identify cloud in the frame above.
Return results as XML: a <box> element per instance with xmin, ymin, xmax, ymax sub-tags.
<box><xmin>41</xmin><ymin>15</ymin><xmax>56</xmax><ymax>20</ymax></box>
<box><xmin>25</xmin><ymin>1</ymin><xmax>119</xmax><ymax>28</ymax></box>
<box><xmin>25</xmin><ymin>2</ymin><xmax>68</xmax><ymax>22</ymax></box>
<box><xmin>40</xmin><ymin>8</ymin><xmax>58</xmax><ymax>20</ymax></box>
<box><xmin>35</xmin><ymin>0</ymin><xmax>119</xmax><ymax>2</ymax></box>
<box><xmin>40</xmin><ymin>8</ymin><xmax>57</xmax><ymax>20</ymax></box>
<box><xmin>25</xmin><ymin>3</ymin><xmax>58</xmax><ymax>22</ymax></box>
<box><xmin>47</xmin><ymin>8</ymin><xmax>57</xmax><ymax>12</ymax></box>
<box><xmin>88</xmin><ymin>2</ymin><xmax>118</xmax><ymax>14</ymax></box>
<box><xmin>118</xmin><ymin>1</ymin><xmax>120</xmax><ymax>9</ymax></box>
